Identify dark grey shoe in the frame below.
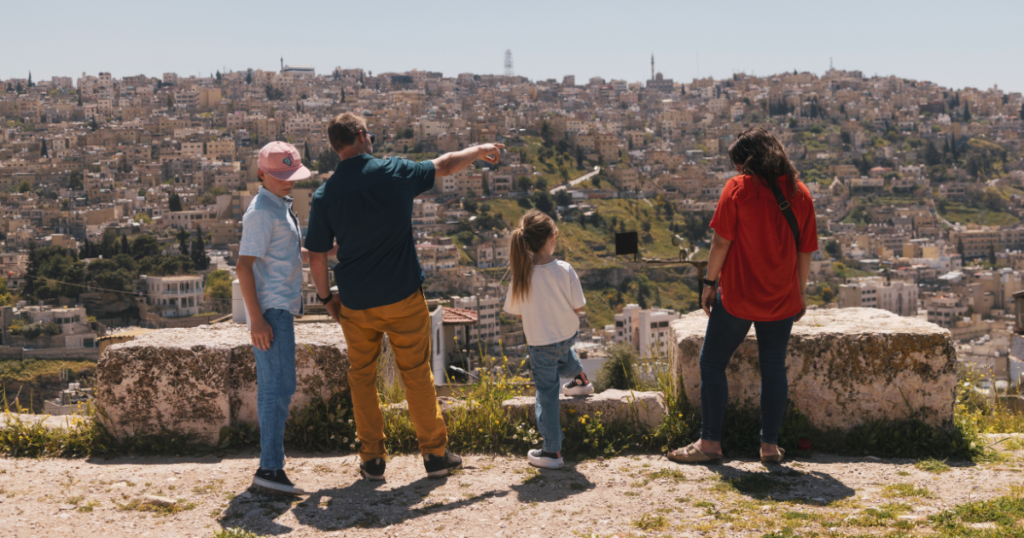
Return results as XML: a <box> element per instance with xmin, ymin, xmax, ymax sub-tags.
<box><xmin>424</xmin><ymin>450</ymin><xmax>462</xmax><ymax>477</ymax></box>
<box><xmin>360</xmin><ymin>457</ymin><xmax>386</xmax><ymax>481</ymax></box>
<box><xmin>252</xmin><ymin>468</ymin><xmax>307</xmax><ymax>495</ymax></box>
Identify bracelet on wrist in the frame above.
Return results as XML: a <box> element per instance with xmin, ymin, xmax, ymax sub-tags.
<box><xmin>702</xmin><ymin>278</ymin><xmax>718</xmax><ymax>287</ymax></box>
<box><xmin>317</xmin><ymin>292</ymin><xmax>333</xmax><ymax>305</ymax></box>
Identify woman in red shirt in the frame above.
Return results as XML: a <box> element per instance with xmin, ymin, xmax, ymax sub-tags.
<box><xmin>669</xmin><ymin>126</ymin><xmax>817</xmax><ymax>464</ymax></box>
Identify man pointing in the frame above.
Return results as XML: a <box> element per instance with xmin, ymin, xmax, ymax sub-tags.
<box><xmin>305</xmin><ymin>112</ymin><xmax>503</xmax><ymax>480</ymax></box>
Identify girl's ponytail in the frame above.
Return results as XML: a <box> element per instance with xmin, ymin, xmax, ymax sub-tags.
<box><xmin>508</xmin><ymin>210</ymin><xmax>556</xmax><ymax>305</ymax></box>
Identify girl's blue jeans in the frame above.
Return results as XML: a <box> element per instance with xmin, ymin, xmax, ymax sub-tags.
<box><xmin>528</xmin><ymin>333</ymin><xmax>584</xmax><ymax>454</ymax></box>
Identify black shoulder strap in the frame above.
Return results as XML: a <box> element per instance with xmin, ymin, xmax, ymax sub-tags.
<box><xmin>768</xmin><ymin>179</ymin><xmax>800</xmax><ymax>246</ymax></box>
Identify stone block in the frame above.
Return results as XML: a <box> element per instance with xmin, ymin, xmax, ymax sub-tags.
<box><xmin>669</xmin><ymin>307</ymin><xmax>957</xmax><ymax>430</ymax></box>
<box><xmin>502</xmin><ymin>389</ymin><xmax>666</xmax><ymax>429</ymax></box>
<box><xmin>96</xmin><ymin>322</ymin><xmax>348</xmax><ymax>443</ymax></box>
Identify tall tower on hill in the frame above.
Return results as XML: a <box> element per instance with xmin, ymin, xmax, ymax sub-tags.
<box><xmin>651</xmin><ymin>54</ymin><xmax>655</xmax><ymax>80</ymax></box>
<box><xmin>504</xmin><ymin>50</ymin><xmax>514</xmax><ymax>77</ymax></box>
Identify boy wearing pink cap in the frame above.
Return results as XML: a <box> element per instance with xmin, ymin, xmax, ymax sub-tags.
<box><xmin>238</xmin><ymin>141</ymin><xmax>312</xmax><ymax>495</ymax></box>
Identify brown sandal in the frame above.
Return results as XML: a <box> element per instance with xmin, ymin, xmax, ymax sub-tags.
<box><xmin>761</xmin><ymin>447</ymin><xmax>785</xmax><ymax>464</ymax></box>
<box><xmin>667</xmin><ymin>442</ymin><xmax>722</xmax><ymax>464</ymax></box>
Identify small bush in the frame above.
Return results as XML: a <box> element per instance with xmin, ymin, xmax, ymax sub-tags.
<box><xmin>595</xmin><ymin>343</ymin><xmax>638</xmax><ymax>391</ymax></box>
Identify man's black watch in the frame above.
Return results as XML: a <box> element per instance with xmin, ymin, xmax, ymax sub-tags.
<box><xmin>702</xmin><ymin>278</ymin><xmax>718</xmax><ymax>287</ymax></box>
<box><xmin>317</xmin><ymin>292</ymin><xmax>334</xmax><ymax>305</ymax></box>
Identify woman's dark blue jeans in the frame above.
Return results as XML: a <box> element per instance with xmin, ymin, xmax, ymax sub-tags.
<box><xmin>699</xmin><ymin>292</ymin><xmax>795</xmax><ymax>445</ymax></box>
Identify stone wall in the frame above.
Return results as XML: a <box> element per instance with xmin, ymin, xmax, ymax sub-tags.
<box><xmin>96</xmin><ymin>323</ymin><xmax>348</xmax><ymax>443</ymax></box>
<box><xmin>669</xmin><ymin>308</ymin><xmax>958</xmax><ymax>430</ymax></box>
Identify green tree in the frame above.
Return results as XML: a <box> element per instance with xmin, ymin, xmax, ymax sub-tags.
<box><xmin>191</xmin><ymin>228</ymin><xmax>210</xmax><ymax>270</ymax></box>
<box><xmin>68</xmin><ymin>170</ymin><xmax>83</xmax><ymax>190</ymax></box>
<box><xmin>40</xmin><ymin>138</ymin><xmax>48</xmax><ymax>157</ymax></box>
<box><xmin>205</xmin><ymin>269</ymin><xmax>232</xmax><ymax>300</ymax></box>
<box><xmin>168</xmin><ymin>193</ymin><xmax>183</xmax><ymax>212</ymax></box>
<box><xmin>462</xmin><ymin>198</ymin><xmax>478</xmax><ymax>213</ymax></box>
<box><xmin>0</xmin><ymin>276</ymin><xmax>12</xmax><ymax>306</ymax></box>
<box><xmin>963</xmin><ymin>102</ymin><xmax>971</xmax><ymax>123</ymax></box>
<box><xmin>18</xmin><ymin>180</ymin><xmax>30</xmax><ymax>193</ymax></box>
<box><xmin>989</xmin><ymin>244</ymin><xmax>997</xmax><ymax>267</ymax></box>
<box><xmin>166</xmin><ymin>93</ymin><xmax>174</xmax><ymax>109</ymax></box>
<box><xmin>177</xmin><ymin>229</ymin><xmax>191</xmax><ymax>256</ymax></box>
<box><xmin>120</xmin><ymin>234</ymin><xmax>130</xmax><ymax>255</ymax></box>
<box><xmin>554</xmin><ymin>190</ymin><xmax>572</xmax><ymax>207</ymax></box>
<box><xmin>317</xmin><ymin>147</ymin><xmax>340</xmax><ymax>173</ymax></box>
<box><xmin>130</xmin><ymin>234</ymin><xmax>161</xmax><ymax>259</ymax></box>
<box><xmin>957</xmin><ymin>238</ymin><xmax>965</xmax><ymax>259</ymax></box>
<box><xmin>531</xmin><ymin>190</ymin><xmax>556</xmax><ymax>219</ymax></box>
<box><xmin>534</xmin><ymin>178</ymin><xmax>548</xmax><ymax>191</ymax></box>
<box><xmin>517</xmin><ymin>175</ymin><xmax>533</xmax><ymax>192</ymax></box>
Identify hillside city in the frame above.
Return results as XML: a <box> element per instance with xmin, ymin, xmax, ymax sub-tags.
<box><xmin>2</xmin><ymin>56</ymin><xmax>1024</xmax><ymax>390</ymax></box>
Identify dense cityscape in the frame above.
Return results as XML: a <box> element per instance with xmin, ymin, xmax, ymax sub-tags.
<box><xmin>1</xmin><ymin>55</ymin><xmax>1024</xmax><ymax>388</ymax></box>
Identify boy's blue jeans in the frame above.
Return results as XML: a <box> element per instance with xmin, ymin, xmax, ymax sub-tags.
<box><xmin>528</xmin><ymin>333</ymin><xmax>584</xmax><ymax>454</ymax></box>
<box><xmin>253</xmin><ymin>309</ymin><xmax>297</xmax><ymax>471</ymax></box>
<box><xmin>700</xmin><ymin>293</ymin><xmax>795</xmax><ymax>445</ymax></box>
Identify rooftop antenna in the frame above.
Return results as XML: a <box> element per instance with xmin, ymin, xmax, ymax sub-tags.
<box><xmin>651</xmin><ymin>53</ymin><xmax>655</xmax><ymax>80</ymax></box>
<box><xmin>280</xmin><ymin>57</ymin><xmax>284</xmax><ymax>70</ymax></box>
<box><xmin>504</xmin><ymin>49</ymin><xmax>514</xmax><ymax>77</ymax></box>
<box><xmin>830</xmin><ymin>57</ymin><xmax>833</xmax><ymax>70</ymax></box>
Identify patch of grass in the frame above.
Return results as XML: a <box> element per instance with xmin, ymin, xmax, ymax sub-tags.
<box><xmin>915</xmin><ymin>458</ymin><xmax>951</xmax><ymax>474</ymax></box>
<box><xmin>632</xmin><ymin>513</ymin><xmax>668</xmax><ymax>530</ymax></box>
<box><xmin>77</xmin><ymin>500</ymin><xmax>99</xmax><ymax>513</ymax></box>
<box><xmin>115</xmin><ymin>498</ymin><xmax>196</xmax><ymax>515</ymax></box>
<box><xmin>930</xmin><ymin>495</ymin><xmax>1024</xmax><ymax>533</ymax></box>
<box><xmin>846</xmin><ymin>502</ymin><xmax>913</xmax><ymax>527</ymax></box>
<box><xmin>213</xmin><ymin>528</ymin><xmax>264</xmax><ymax>538</ymax></box>
<box><xmin>780</xmin><ymin>511</ymin><xmax>818</xmax><ymax>521</ymax></box>
<box><xmin>647</xmin><ymin>468</ymin><xmax>686</xmax><ymax>482</ymax></box>
<box><xmin>694</xmin><ymin>501</ymin><xmax>715</xmax><ymax>508</ymax></box>
<box><xmin>881</xmin><ymin>483</ymin><xmax>933</xmax><ymax>499</ymax></box>
<box><xmin>192</xmin><ymin>479</ymin><xmax>224</xmax><ymax>495</ymax></box>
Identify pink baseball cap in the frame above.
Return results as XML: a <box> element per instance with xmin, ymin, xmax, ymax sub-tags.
<box><xmin>258</xmin><ymin>141</ymin><xmax>311</xmax><ymax>181</ymax></box>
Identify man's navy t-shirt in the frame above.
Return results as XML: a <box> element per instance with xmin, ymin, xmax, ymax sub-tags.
<box><xmin>304</xmin><ymin>153</ymin><xmax>435</xmax><ymax>310</ymax></box>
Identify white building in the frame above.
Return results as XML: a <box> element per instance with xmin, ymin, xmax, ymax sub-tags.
<box><xmin>141</xmin><ymin>275</ymin><xmax>204</xmax><ymax>317</ymax></box>
<box><xmin>838</xmin><ymin>277</ymin><xmax>919</xmax><ymax>316</ymax></box>
<box><xmin>451</xmin><ymin>295</ymin><xmax>502</xmax><ymax>347</ymax></box>
<box><xmin>614</xmin><ymin>304</ymin><xmax>680</xmax><ymax>359</ymax></box>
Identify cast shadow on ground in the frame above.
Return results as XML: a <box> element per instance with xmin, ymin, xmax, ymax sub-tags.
<box><xmin>218</xmin><ymin>472</ymin><xmax>507</xmax><ymax>534</ymax></box>
<box><xmin>509</xmin><ymin>464</ymin><xmax>597</xmax><ymax>503</ymax></box>
<box><xmin>706</xmin><ymin>461</ymin><xmax>856</xmax><ymax>504</ymax></box>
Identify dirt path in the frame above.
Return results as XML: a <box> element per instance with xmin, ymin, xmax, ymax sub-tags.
<box><xmin>1</xmin><ymin>444</ymin><xmax>1022</xmax><ymax>538</ymax></box>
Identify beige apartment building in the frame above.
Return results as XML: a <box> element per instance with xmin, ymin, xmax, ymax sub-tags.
<box><xmin>837</xmin><ymin>277</ymin><xmax>919</xmax><ymax>316</ymax></box>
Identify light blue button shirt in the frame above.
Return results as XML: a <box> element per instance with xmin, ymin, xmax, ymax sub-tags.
<box><xmin>239</xmin><ymin>187</ymin><xmax>303</xmax><ymax>317</ymax></box>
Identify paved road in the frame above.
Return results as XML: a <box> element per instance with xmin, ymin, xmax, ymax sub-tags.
<box><xmin>549</xmin><ymin>166</ymin><xmax>601</xmax><ymax>194</ymax></box>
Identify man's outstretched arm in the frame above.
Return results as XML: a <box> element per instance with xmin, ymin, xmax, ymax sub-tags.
<box><xmin>432</xmin><ymin>143</ymin><xmax>505</xmax><ymax>177</ymax></box>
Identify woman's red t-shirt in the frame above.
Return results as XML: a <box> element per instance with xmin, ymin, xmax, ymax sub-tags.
<box><xmin>709</xmin><ymin>175</ymin><xmax>818</xmax><ymax>322</ymax></box>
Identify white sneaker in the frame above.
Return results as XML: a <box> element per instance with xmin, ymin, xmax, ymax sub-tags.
<box><xmin>562</xmin><ymin>378</ymin><xmax>595</xmax><ymax>396</ymax></box>
<box><xmin>528</xmin><ymin>449</ymin><xmax>564</xmax><ymax>469</ymax></box>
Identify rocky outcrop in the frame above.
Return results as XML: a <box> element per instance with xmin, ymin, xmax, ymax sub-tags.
<box><xmin>96</xmin><ymin>323</ymin><xmax>348</xmax><ymax>443</ymax></box>
<box><xmin>669</xmin><ymin>308</ymin><xmax>958</xmax><ymax>430</ymax></box>
<box><xmin>502</xmin><ymin>389</ymin><xmax>666</xmax><ymax>428</ymax></box>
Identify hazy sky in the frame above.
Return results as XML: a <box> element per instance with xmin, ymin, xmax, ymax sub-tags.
<box><xmin>5</xmin><ymin>0</ymin><xmax>1022</xmax><ymax>94</ymax></box>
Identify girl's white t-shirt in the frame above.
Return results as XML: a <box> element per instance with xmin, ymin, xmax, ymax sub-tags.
<box><xmin>503</xmin><ymin>259</ymin><xmax>587</xmax><ymax>346</ymax></box>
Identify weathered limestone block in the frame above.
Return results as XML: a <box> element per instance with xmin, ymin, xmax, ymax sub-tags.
<box><xmin>502</xmin><ymin>389</ymin><xmax>666</xmax><ymax>428</ymax></box>
<box><xmin>670</xmin><ymin>308</ymin><xmax>957</xmax><ymax>430</ymax></box>
<box><xmin>96</xmin><ymin>322</ymin><xmax>348</xmax><ymax>443</ymax></box>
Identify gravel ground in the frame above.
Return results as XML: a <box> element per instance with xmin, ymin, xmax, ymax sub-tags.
<box><xmin>1</xmin><ymin>446</ymin><xmax>1021</xmax><ymax>538</ymax></box>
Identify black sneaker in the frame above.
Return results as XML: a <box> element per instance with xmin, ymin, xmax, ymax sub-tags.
<box><xmin>252</xmin><ymin>468</ymin><xmax>307</xmax><ymax>495</ymax></box>
<box><xmin>528</xmin><ymin>449</ymin><xmax>564</xmax><ymax>469</ymax></box>
<box><xmin>563</xmin><ymin>372</ymin><xmax>595</xmax><ymax>396</ymax></box>
<box><xmin>360</xmin><ymin>457</ymin><xmax>386</xmax><ymax>481</ymax></box>
<box><xmin>423</xmin><ymin>450</ymin><xmax>462</xmax><ymax>477</ymax></box>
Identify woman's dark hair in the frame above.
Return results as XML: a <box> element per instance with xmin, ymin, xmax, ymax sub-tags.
<box><xmin>728</xmin><ymin>126</ymin><xmax>801</xmax><ymax>198</ymax></box>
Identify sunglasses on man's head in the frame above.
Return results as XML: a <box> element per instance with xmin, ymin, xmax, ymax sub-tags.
<box><xmin>361</xmin><ymin>130</ymin><xmax>376</xmax><ymax>145</ymax></box>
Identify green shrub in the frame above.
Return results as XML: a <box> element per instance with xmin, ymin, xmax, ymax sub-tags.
<box><xmin>596</xmin><ymin>343</ymin><xmax>638</xmax><ymax>391</ymax></box>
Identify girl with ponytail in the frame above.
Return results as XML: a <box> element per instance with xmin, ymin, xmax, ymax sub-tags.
<box><xmin>504</xmin><ymin>210</ymin><xmax>591</xmax><ymax>469</ymax></box>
